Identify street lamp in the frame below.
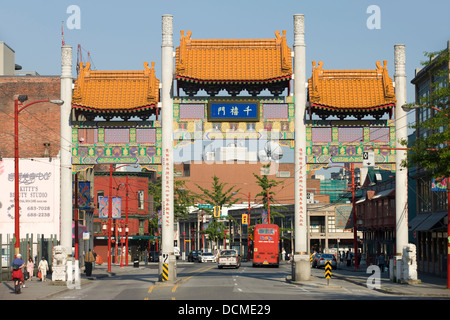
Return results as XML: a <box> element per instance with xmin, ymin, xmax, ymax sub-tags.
<box><xmin>325</xmin><ymin>163</ymin><xmax>359</xmax><ymax>270</ymax></box>
<box><xmin>232</xmin><ymin>192</ymin><xmax>252</xmax><ymax>261</ymax></box>
<box><xmin>13</xmin><ymin>95</ymin><xmax>63</xmax><ymax>257</ymax></box>
<box><xmin>107</xmin><ymin>164</ymin><xmax>133</xmax><ymax>272</ymax></box>
<box><xmin>401</xmin><ymin>103</ymin><xmax>450</xmax><ymax>289</ymax></box>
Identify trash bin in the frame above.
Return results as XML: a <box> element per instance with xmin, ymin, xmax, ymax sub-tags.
<box><xmin>133</xmin><ymin>258</ymin><xmax>139</xmax><ymax>268</ymax></box>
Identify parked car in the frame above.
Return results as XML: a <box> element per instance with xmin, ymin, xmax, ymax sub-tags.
<box><xmin>217</xmin><ymin>249</ymin><xmax>240</xmax><ymax>269</ymax></box>
<box><xmin>316</xmin><ymin>253</ymin><xmax>337</xmax><ymax>270</ymax></box>
<box><xmin>311</xmin><ymin>253</ymin><xmax>321</xmax><ymax>268</ymax></box>
<box><xmin>198</xmin><ymin>252</ymin><xmax>216</xmax><ymax>263</ymax></box>
<box><xmin>188</xmin><ymin>250</ymin><xmax>201</xmax><ymax>262</ymax></box>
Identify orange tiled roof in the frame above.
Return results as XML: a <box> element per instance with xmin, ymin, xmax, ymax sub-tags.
<box><xmin>72</xmin><ymin>62</ymin><xmax>159</xmax><ymax>112</ymax></box>
<box><xmin>308</xmin><ymin>61</ymin><xmax>396</xmax><ymax>111</ymax></box>
<box><xmin>175</xmin><ymin>30</ymin><xmax>292</xmax><ymax>83</ymax></box>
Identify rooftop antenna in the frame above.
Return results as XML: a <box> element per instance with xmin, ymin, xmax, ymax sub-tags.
<box><xmin>61</xmin><ymin>21</ymin><xmax>65</xmax><ymax>46</ymax></box>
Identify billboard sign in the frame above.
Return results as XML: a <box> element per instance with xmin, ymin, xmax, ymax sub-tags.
<box><xmin>0</xmin><ymin>158</ymin><xmax>60</xmax><ymax>241</ymax></box>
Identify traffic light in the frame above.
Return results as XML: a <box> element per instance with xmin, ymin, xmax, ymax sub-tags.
<box><xmin>213</xmin><ymin>206</ymin><xmax>221</xmax><ymax>218</ymax></box>
<box><xmin>242</xmin><ymin>213</ymin><xmax>248</xmax><ymax>225</ymax></box>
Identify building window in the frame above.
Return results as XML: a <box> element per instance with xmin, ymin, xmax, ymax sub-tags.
<box><xmin>138</xmin><ymin>190</ymin><xmax>145</xmax><ymax>210</ymax></box>
<box><xmin>183</xmin><ymin>163</ymin><xmax>190</xmax><ymax>177</ymax></box>
<box><xmin>97</xmin><ymin>191</ymin><xmax>104</xmax><ymax>209</ymax></box>
<box><xmin>139</xmin><ymin>220</ymin><xmax>145</xmax><ymax>235</ymax></box>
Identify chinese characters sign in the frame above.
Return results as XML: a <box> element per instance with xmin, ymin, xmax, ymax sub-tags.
<box><xmin>208</xmin><ymin>102</ymin><xmax>259</xmax><ymax>122</ymax></box>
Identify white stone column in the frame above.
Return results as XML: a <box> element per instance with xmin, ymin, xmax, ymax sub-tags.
<box><xmin>293</xmin><ymin>14</ymin><xmax>310</xmax><ymax>281</ymax></box>
<box><xmin>60</xmin><ymin>46</ymin><xmax>73</xmax><ymax>258</ymax></box>
<box><xmin>160</xmin><ymin>14</ymin><xmax>176</xmax><ymax>281</ymax></box>
<box><xmin>394</xmin><ymin>44</ymin><xmax>410</xmax><ymax>281</ymax></box>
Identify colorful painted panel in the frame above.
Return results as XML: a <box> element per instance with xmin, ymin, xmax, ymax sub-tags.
<box><xmin>105</xmin><ymin>129</ymin><xmax>130</xmax><ymax>143</ymax></box>
<box><xmin>179</xmin><ymin>104</ymin><xmax>205</xmax><ymax>119</ymax></box>
<box><xmin>136</xmin><ymin>128</ymin><xmax>156</xmax><ymax>143</ymax></box>
<box><xmin>78</xmin><ymin>181</ymin><xmax>91</xmax><ymax>210</ymax></box>
<box><xmin>98</xmin><ymin>196</ymin><xmax>121</xmax><ymax>219</ymax></box>
<box><xmin>263</xmin><ymin>104</ymin><xmax>288</xmax><ymax>119</ymax></box>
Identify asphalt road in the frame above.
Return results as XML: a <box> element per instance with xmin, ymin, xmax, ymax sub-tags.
<box><xmin>51</xmin><ymin>261</ymin><xmax>419</xmax><ymax>301</ymax></box>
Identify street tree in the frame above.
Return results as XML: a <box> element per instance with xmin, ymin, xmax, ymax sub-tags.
<box><xmin>196</xmin><ymin>175</ymin><xmax>240</xmax><ymax>247</ymax></box>
<box><xmin>253</xmin><ymin>164</ymin><xmax>285</xmax><ymax>223</ymax></box>
<box><xmin>401</xmin><ymin>48</ymin><xmax>450</xmax><ymax>181</ymax></box>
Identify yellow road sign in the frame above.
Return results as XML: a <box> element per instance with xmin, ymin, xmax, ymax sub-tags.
<box><xmin>162</xmin><ymin>263</ymin><xmax>169</xmax><ymax>281</ymax></box>
<box><xmin>325</xmin><ymin>261</ymin><xmax>332</xmax><ymax>279</ymax></box>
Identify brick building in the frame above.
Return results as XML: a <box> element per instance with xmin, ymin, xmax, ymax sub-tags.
<box><xmin>0</xmin><ymin>76</ymin><xmax>61</xmax><ymax>159</ymax></box>
<box><xmin>92</xmin><ymin>171</ymin><xmax>153</xmax><ymax>263</ymax></box>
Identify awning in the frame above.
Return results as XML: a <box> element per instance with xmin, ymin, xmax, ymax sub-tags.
<box><xmin>72</xmin><ymin>221</ymin><xmax>88</xmax><ymax>239</ymax></box>
<box><xmin>356</xmin><ymin>196</ymin><xmax>366</xmax><ymax>204</ymax></box>
<box><xmin>410</xmin><ymin>212</ymin><xmax>447</xmax><ymax>232</ymax></box>
<box><xmin>408</xmin><ymin>214</ymin><xmax>431</xmax><ymax>231</ymax></box>
<box><xmin>372</xmin><ymin>188</ymin><xmax>395</xmax><ymax>199</ymax></box>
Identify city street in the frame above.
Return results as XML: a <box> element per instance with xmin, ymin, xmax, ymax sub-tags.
<box><xmin>47</xmin><ymin>261</ymin><xmax>449</xmax><ymax>301</ymax></box>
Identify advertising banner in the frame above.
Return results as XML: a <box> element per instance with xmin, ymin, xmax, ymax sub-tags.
<box><xmin>0</xmin><ymin>158</ymin><xmax>60</xmax><ymax>241</ymax></box>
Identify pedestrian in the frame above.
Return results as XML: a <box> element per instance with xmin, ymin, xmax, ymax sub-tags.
<box><xmin>38</xmin><ymin>256</ymin><xmax>49</xmax><ymax>282</ymax></box>
<box><xmin>26</xmin><ymin>258</ymin><xmax>34</xmax><ymax>282</ymax></box>
<box><xmin>346</xmin><ymin>251</ymin><xmax>352</xmax><ymax>267</ymax></box>
<box><xmin>92</xmin><ymin>250</ymin><xmax>97</xmax><ymax>270</ymax></box>
<box><xmin>378</xmin><ymin>252</ymin><xmax>385</xmax><ymax>272</ymax></box>
<box><xmin>11</xmin><ymin>253</ymin><xmax>25</xmax><ymax>291</ymax></box>
<box><xmin>84</xmin><ymin>249</ymin><xmax>95</xmax><ymax>276</ymax></box>
<box><xmin>282</xmin><ymin>248</ymin><xmax>286</xmax><ymax>262</ymax></box>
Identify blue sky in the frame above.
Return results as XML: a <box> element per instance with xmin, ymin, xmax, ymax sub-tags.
<box><xmin>1</xmin><ymin>1</ymin><xmax>449</xmax><ymax>97</ymax></box>
<box><xmin>1</xmin><ymin>0</ymin><xmax>449</xmax><ymax>104</ymax></box>
<box><xmin>1</xmin><ymin>0</ymin><xmax>449</xmax><ymax>140</ymax></box>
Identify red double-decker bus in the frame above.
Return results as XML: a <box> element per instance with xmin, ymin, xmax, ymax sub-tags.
<box><xmin>252</xmin><ymin>224</ymin><xmax>279</xmax><ymax>267</ymax></box>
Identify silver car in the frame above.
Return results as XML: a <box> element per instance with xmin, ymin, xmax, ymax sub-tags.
<box><xmin>316</xmin><ymin>253</ymin><xmax>337</xmax><ymax>269</ymax></box>
<box><xmin>217</xmin><ymin>249</ymin><xmax>240</xmax><ymax>269</ymax></box>
<box><xmin>199</xmin><ymin>252</ymin><xmax>216</xmax><ymax>263</ymax></box>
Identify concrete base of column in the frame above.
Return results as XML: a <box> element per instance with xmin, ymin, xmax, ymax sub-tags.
<box><xmin>293</xmin><ymin>254</ymin><xmax>311</xmax><ymax>281</ymax></box>
<box><xmin>158</xmin><ymin>255</ymin><xmax>177</xmax><ymax>282</ymax></box>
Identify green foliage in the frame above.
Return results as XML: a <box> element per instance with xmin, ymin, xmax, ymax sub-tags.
<box><xmin>196</xmin><ymin>175</ymin><xmax>240</xmax><ymax>243</ymax></box>
<box><xmin>401</xmin><ymin>48</ymin><xmax>450</xmax><ymax>180</ymax></box>
<box><xmin>147</xmin><ymin>174</ymin><xmax>198</xmax><ymax>236</ymax></box>
<box><xmin>253</xmin><ymin>164</ymin><xmax>285</xmax><ymax>223</ymax></box>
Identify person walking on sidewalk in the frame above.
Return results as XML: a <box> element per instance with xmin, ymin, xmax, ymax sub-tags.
<box><xmin>26</xmin><ymin>258</ymin><xmax>34</xmax><ymax>281</ymax></box>
<box><xmin>378</xmin><ymin>253</ymin><xmax>386</xmax><ymax>272</ymax></box>
<box><xmin>84</xmin><ymin>249</ymin><xmax>95</xmax><ymax>276</ymax></box>
<box><xmin>38</xmin><ymin>257</ymin><xmax>49</xmax><ymax>282</ymax></box>
<box><xmin>346</xmin><ymin>251</ymin><xmax>352</xmax><ymax>267</ymax></box>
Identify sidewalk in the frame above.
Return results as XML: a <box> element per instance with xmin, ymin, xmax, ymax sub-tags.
<box><xmin>288</xmin><ymin>261</ymin><xmax>450</xmax><ymax>298</ymax></box>
<box><xmin>0</xmin><ymin>263</ymin><xmax>142</xmax><ymax>300</ymax></box>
